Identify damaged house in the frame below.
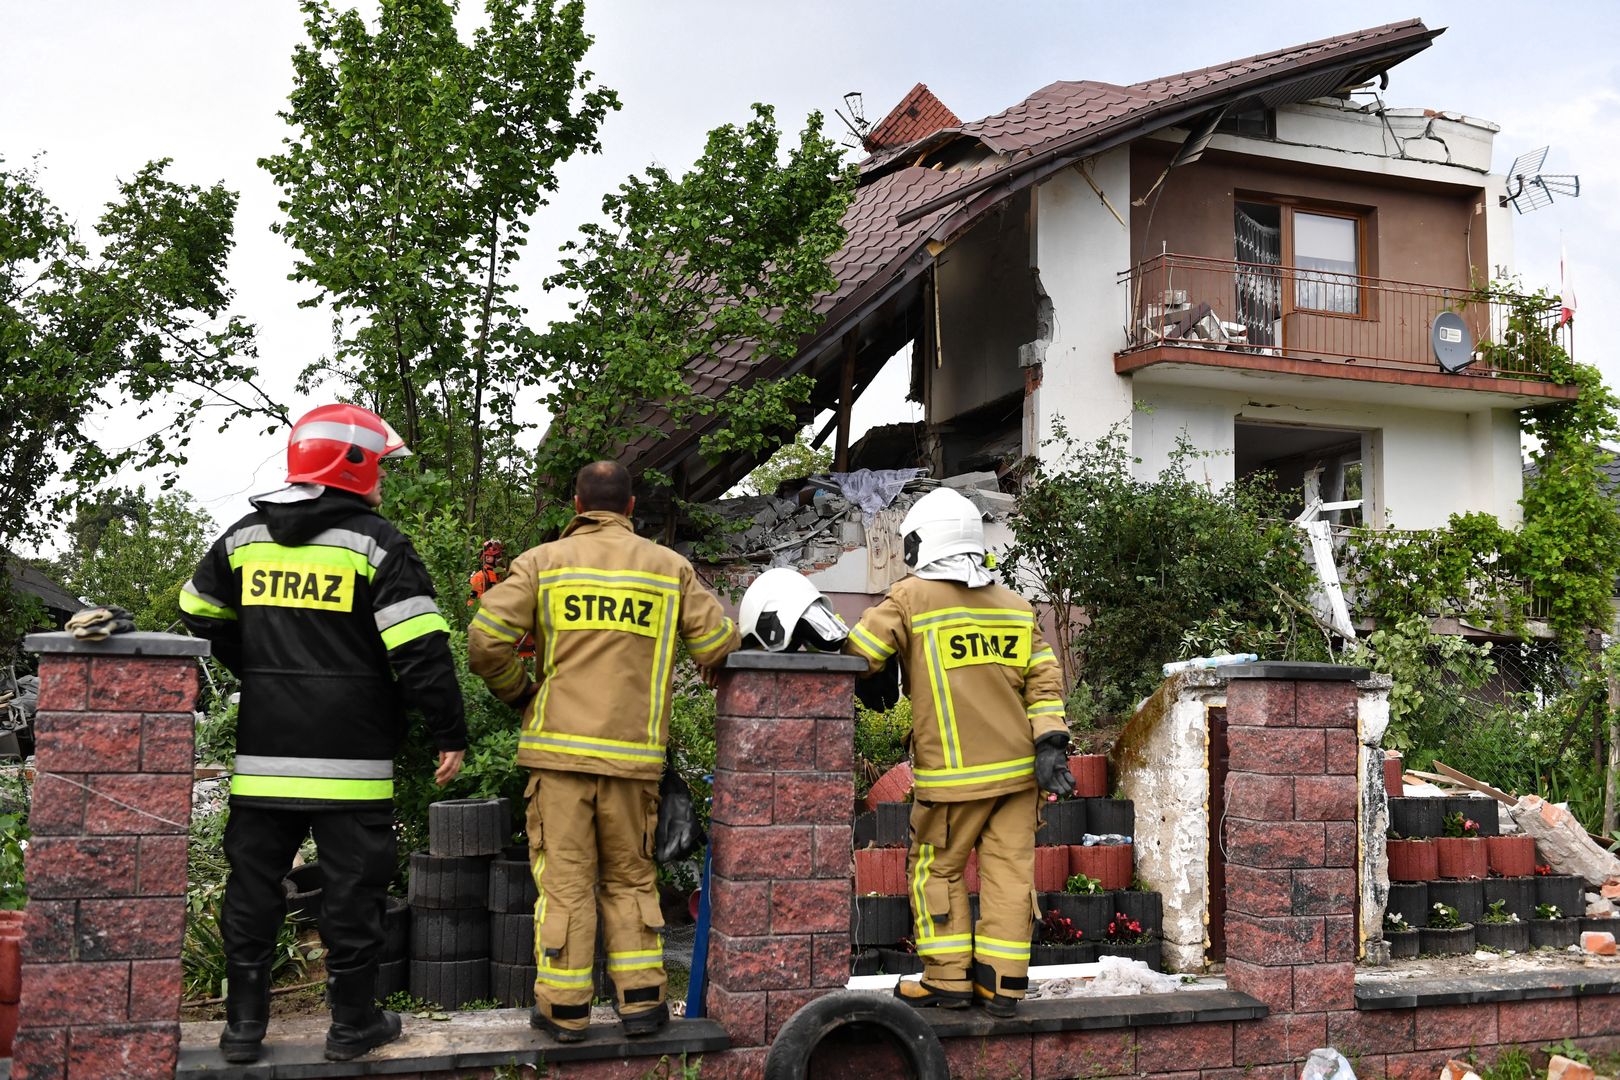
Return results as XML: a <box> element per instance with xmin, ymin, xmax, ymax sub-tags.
<box><xmin>631</xmin><ymin>19</ymin><xmax>1575</xmax><ymax>609</ymax></box>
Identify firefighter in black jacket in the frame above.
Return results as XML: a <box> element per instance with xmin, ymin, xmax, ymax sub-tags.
<box><xmin>180</xmin><ymin>404</ymin><xmax>468</xmax><ymax>1064</ymax></box>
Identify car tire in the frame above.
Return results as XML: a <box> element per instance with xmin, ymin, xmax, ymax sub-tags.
<box><xmin>764</xmin><ymin>990</ymin><xmax>947</xmax><ymax>1080</ymax></box>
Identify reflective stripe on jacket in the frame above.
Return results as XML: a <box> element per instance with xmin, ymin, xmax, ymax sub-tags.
<box><xmin>179</xmin><ymin>490</ymin><xmax>467</xmax><ymax>810</ymax></box>
<box><xmin>467</xmin><ymin>511</ymin><xmax>739</xmax><ymax>780</ymax></box>
<box><xmin>845</xmin><ymin>576</ymin><xmax>1065</xmax><ymax>801</ymax></box>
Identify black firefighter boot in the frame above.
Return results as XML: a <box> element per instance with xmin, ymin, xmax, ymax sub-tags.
<box><xmin>323</xmin><ymin>966</ymin><xmax>402</xmax><ymax>1061</ymax></box>
<box><xmin>218</xmin><ymin>962</ymin><xmax>271</xmax><ymax>1064</ymax></box>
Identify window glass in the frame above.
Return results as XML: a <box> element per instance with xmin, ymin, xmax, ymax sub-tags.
<box><xmin>1294</xmin><ymin>212</ymin><xmax>1359</xmax><ymax>314</ymax></box>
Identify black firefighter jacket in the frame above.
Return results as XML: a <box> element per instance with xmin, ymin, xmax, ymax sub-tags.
<box><xmin>179</xmin><ymin>487</ymin><xmax>466</xmax><ymax>811</ymax></box>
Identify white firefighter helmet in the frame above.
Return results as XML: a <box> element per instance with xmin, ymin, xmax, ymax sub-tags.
<box><xmin>737</xmin><ymin>568</ymin><xmax>849</xmax><ymax>652</ymax></box>
<box><xmin>899</xmin><ymin>487</ymin><xmax>985</xmax><ymax>569</ymax></box>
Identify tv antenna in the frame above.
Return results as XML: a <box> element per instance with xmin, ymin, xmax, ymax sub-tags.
<box><xmin>1502</xmin><ymin>146</ymin><xmax>1580</xmax><ymax>214</ymax></box>
<box><xmin>835</xmin><ymin>92</ymin><xmax>871</xmax><ymax>151</ymax></box>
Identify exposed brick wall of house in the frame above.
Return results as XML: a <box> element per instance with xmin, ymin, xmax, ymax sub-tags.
<box><xmin>18</xmin><ymin>633</ymin><xmax>206</xmax><ymax>1080</ymax></box>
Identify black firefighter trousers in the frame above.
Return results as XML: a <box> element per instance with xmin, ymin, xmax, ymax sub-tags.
<box><xmin>221</xmin><ymin>801</ymin><xmax>397</xmax><ymax>977</ymax></box>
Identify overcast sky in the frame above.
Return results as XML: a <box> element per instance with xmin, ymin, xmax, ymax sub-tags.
<box><xmin>4</xmin><ymin>1</ymin><xmax>1615</xmax><ymax>538</ymax></box>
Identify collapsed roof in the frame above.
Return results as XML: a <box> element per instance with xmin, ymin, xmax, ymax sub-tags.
<box><xmin>626</xmin><ymin>19</ymin><xmax>1444</xmax><ymax>505</ymax></box>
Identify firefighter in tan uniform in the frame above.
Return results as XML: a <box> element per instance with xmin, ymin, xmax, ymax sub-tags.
<box><xmin>845</xmin><ymin>487</ymin><xmax>1073</xmax><ymax>1017</ymax></box>
<box><xmin>467</xmin><ymin>461</ymin><xmax>739</xmax><ymax>1041</ymax></box>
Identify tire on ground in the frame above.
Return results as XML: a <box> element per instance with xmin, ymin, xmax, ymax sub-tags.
<box><xmin>428</xmin><ymin>798</ymin><xmax>508</xmax><ymax>857</ymax></box>
<box><xmin>411</xmin><ymin>908</ymin><xmax>491</xmax><ymax>962</ymax></box>
<box><xmin>283</xmin><ymin>863</ymin><xmax>322</xmax><ymax>927</ymax></box>
<box><xmin>408</xmin><ymin>852</ymin><xmax>491</xmax><ymax>909</ymax></box>
<box><xmin>409</xmin><ymin>958</ymin><xmax>489</xmax><ymax>1009</ymax></box>
<box><xmin>383</xmin><ymin>895</ymin><xmax>410</xmax><ymax>961</ymax></box>
<box><xmin>488</xmin><ymin>858</ymin><xmax>538</xmax><ymax>914</ymax></box>
<box><xmin>764</xmin><ymin>990</ymin><xmax>947</xmax><ymax>1080</ymax></box>
<box><xmin>489</xmin><ymin>911</ymin><xmax>535</xmax><ymax>966</ymax></box>
<box><xmin>489</xmin><ymin>960</ymin><xmax>536</xmax><ymax>1008</ymax></box>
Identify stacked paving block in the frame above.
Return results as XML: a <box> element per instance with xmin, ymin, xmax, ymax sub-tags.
<box><xmin>851</xmin><ymin>756</ymin><xmax>1167</xmax><ymax>973</ymax></box>
<box><xmin>487</xmin><ymin>847</ymin><xmax>539</xmax><ymax>1007</ymax></box>
<box><xmin>1385</xmin><ymin>791</ymin><xmax>1568</xmax><ymax>956</ymax></box>
<box><xmin>408</xmin><ymin>798</ymin><xmax>506</xmax><ymax>1007</ymax></box>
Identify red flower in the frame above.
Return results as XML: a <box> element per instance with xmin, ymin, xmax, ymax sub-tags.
<box><xmin>1463</xmin><ymin>818</ymin><xmax>1479</xmax><ymax>834</ymax></box>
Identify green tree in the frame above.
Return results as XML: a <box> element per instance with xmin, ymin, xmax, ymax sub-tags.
<box><xmin>60</xmin><ymin>488</ymin><xmax>216</xmax><ymax>632</ymax></box>
<box><xmin>261</xmin><ymin>0</ymin><xmax>618</xmax><ymax>532</ymax></box>
<box><xmin>534</xmin><ymin>104</ymin><xmax>857</xmax><ymax>531</ymax></box>
<box><xmin>739</xmin><ymin>430</ymin><xmax>833</xmax><ymax>496</ymax></box>
<box><xmin>0</xmin><ymin>157</ymin><xmax>273</xmax><ymax>549</ymax></box>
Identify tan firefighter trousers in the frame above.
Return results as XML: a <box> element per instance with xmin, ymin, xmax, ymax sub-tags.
<box><xmin>525</xmin><ymin>769</ymin><xmax>666</xmax><ymax>1029</ymax></box>
<box><xmin>907</xmin><ymin>786</ymin><xmax>1038</xmax><ymax>998</ymax></box>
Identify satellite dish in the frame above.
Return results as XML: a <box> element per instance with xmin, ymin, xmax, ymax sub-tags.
<box><xmin>1432</xmin><ymin>311</ymin><xmax>1475</xmax><ymax>373</ymax></box>
<box><xmin>1504</xmin><ymin>146</ymin><xmax>1581</xmax><ymax>214</ymax></box>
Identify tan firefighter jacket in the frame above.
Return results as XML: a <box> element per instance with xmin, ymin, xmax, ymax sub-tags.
<box><xmin>846</xmin><ymin>576</ymin><xmax>1065</xmax><ymax>802</ymax></box>
<box><xmin>468</xmin><ymin>511</ymin><xmax>739</xmax><ymax>780</ymax></box>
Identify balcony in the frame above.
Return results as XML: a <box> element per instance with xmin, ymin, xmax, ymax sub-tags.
<box><xmin>1116</xmin><ymin>254</ymin><xmax>1578</xmax><ymax>408</ymax></box>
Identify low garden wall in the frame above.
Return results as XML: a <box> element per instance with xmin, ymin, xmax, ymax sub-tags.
<box><xmin>15</xmin><ymin>637</ymin><xmax>1620</xmax><ymax>1079</ymax></box>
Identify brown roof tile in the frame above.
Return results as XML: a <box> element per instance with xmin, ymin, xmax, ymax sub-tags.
<box><xmin>623</xmin><ymin>19</ymin><xmax>1441</xmax><ymax>492</ymax></box>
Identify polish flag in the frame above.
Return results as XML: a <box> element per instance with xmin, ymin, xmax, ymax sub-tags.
<box><xmin>1560</xmin><ymin>241</ymin><xmax>1577</xmax><ymax>327</ymax></box>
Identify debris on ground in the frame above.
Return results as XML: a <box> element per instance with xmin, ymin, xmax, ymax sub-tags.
<box><xmin>1029</xmin><ymin>956</ymin><xmax>1179</xmax><ymax>998</ymax></box>
<box><xmin>685</xmin><ymin>468</ymin><xmax>1016</xmax><ymax>577</ymax></box>
<box><xmin>1299</xmin><ymin>1047</ymin><xmax>1356</xmax><ymax>1080</ymax></box>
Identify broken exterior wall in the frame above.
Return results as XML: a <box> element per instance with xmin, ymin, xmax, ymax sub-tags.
<box><xmin>1110</xmin><ymin>670</ymin><xmax>1223</xmax><ymax>973</ymax></box>
<box><xmin>1029</xmin><ymin>148</ymin><xmax>1136</xmax><ymax>454</ymax></box>
<box><xmin>1359</xmin><ymin>674</ymin><xmax>1394</xmax><ymax>960</ymax></box>
<box><xmin>927</xmin><ymin>190</ymin><xmax>1037</xmax><ymax>429</ymax></box>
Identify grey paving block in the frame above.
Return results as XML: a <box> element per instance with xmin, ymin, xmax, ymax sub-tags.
<box><xmin>429</xmin><ymin>799</ymin><xmax>509</xmax><ymax>857</ymax></box>
<box><xmin>411</xmin><ymin>908</ymin><xmax>490</xmax><ymax>962</ymax></box>
<box><xmin>489</xmin><ymin>911</ymin><xmax>534</xmax><ymax>966</ymax></box>
<box><xmin>487</xmin><ymin>857</ymin><xmax>537</xmax><ymax>914</ymax></box>
<box><xmin>407</xmin><ymin>852</ymin><xmax>490</xmax><ymax>909</ymax></box>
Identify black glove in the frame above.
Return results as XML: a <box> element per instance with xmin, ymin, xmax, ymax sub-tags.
<box><xmin>1034</xmin><ymin>731</ymin><xmax>1075</xmax><ymax>797</ymax></box>
<box><xmin>855</xmin><ymin>661</ymin><xmax>900</xmax><ymax>712</ymax></box>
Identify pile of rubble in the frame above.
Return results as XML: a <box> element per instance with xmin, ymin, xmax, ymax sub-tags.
<box><xmin>1138</xmin><ymin>289</ymin><xmax>1254</xmax><ymax>350</ymax></box>
<box><xmin>685</xmin><ymin>469</ymin><xmax>1016</xmax><ymax>572</ymax></box>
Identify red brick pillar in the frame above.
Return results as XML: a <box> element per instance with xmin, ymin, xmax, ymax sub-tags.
<box><xmin>1223</xmin><ymin>661</ymin><xmax>1366</xmax><ymax>1027</ymax></box>
<box><xmin>17</xmin><ymin>632</ymin><xmax>206</xmax><ymax>1080</ymax></box>
<box><xmin>704</xmin><ymin>652</ymin><xmax>863</xmax><ymax>1067</ymax></box>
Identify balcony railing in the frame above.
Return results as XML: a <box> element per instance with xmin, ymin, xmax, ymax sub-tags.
<box><xmin>1119</xmin><ymin>253</ymin><xmax>1572</xmax><ymax>381</ymax></box>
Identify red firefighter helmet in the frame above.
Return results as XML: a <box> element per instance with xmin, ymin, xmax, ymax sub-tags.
<box><xmin>285</xmin><ymin>404</ymin><xmax>411</xmax><ymax>496</ymax></box>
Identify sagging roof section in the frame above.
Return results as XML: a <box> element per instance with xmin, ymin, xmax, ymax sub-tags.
<box><xmin>626</xmin><ymin>18</ymin><xmax>1443</xmax><ymax>504</ymax></box>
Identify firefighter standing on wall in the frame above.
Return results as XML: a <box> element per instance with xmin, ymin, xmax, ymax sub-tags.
<box><xmin>467</xmin><ymin>460</ymin><xmax>739</xmax><ymax>1042</ymax></box>
<box><xmin>843</xmin><ymin>486</ymin><xmax>1073</xmax><ymax>1017</ymax></box>
<box><xmin>180</xmin><ymin>404</ymin><xmax>467</xmax><ymax>1064</ymax></box>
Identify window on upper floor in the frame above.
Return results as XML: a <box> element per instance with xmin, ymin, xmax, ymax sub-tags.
<box><xmin>1233</xmin><ymin>201</ymin><xmax>1368</xmax><ymax>347</ymax></box>
<box><xmin>1293</xmin><ymin>210</ymin><xmax>1361</xmax><ymax>315</ymax></box>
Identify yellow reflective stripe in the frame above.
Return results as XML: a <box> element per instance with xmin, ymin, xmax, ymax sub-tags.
<box><xmin>230</xmin><ymin>774</ymin><xmax>393</xmax><ymax>800</ymax></box>
<box><xmin>519</xmin><ymin>731</ymin><xmax>666</xmax><ymax>764</ymax></box>
<box><xmin>606</xmin><ymin>948</ymin><xmax>664</xmax><ymax>971</ymax></box>
<box><xmin>1027</xmin><ymin>648</ymin><xmax>1056</xmax><ymax>669</ymax></box>
<box><xmin>685</xmin><ymin>618</ymin><xmax>733</xmax><ymax>658</ymax></box>
<box><xmin>380</xmin><ymin>612</ymin><xmax>449</xmax><ymax>650</ymax></box>
<box><xmin>534</xmin><ymin>967</ymin><xmax>594</xmax><ymax>987</ymax></box>
<box><xmin>916</xmin><ymin>935</ymin><xmax>972</xmax><ymax>955</ymax></box>
<box><xmin>648</xmin><ymin>593</ymin><xmax>678</xmax><ymax>744</ymax></box>
<box><xmin>228</xmin><ymin>542</ymin><xmax>376</xmax><ymax>580</ymax></box>
<box><xmin>1026</xmin><ymin>700</ymin><xmax>1065</xmax><ymax>717</ymax></box>
<box><xmin>471</xmin><ymin>609</ymin><xmax>524</xmax><ymax>643</ymax></box>
<box><xmin>911</xmin><ymin>842</ymin><xmax>934</xmax><ymax>940</ymax></box>
<box><xmin>975</xmin><ymin>936</ymin><xmax>1032</xmax><ymax>960</ymax></box>
<box><xmin>535</xmin><ymin>567</ymin><xmax>679</xmax><ymax>591</ymax></box>
<box><xmin>488</xmin><ymin>662</ymin><xmax>527</xmax><ymax>691</ymax></box>
<box><xmin>532</xmin><ymin>852</ymin><xmax>547</xmax><ymax>966</ymax></box>
<box><xmin>913</xmin><ymin>757</ymin><xmax>1037</xmax><ymax>789</ymax></box>
<box><xmin>923</xmin><ymin>631</ymin><xmax>962</xmax><ymax>769</ymax></box>
<box><xmin>912</xmin><ymin>606</ymin><xmax>1034</xmax><ymax>630</ymax></box>
<box><xmin>849</xmin><ymin>624</ymin><xmax>895</xmax><ymax>660</ymax></box>
<box><xmin>533</xmin><ymin>583</ymin><xmax>560</xmax><ymax>733</ymax></box>
<box><xmin>179</xmin><ymin>588</ymin><xmax>236</xmax><ymax>621</ymax></box>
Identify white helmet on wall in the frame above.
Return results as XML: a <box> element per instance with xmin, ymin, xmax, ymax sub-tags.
<box><xmin>738</xmin><ymin>568</ymin><xmax>850</xmax><ymax>652</ymax></box>
<box><xmin>899</xmin><ymin>487</ymin><xmax>985</xmax><ymax>569</ymax></box>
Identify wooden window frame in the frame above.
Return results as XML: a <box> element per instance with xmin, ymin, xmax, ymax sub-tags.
<box><xmin>1282</xmin><ymin>205</ymin><xmax>1370</xmax><ymax>322</ymax></box>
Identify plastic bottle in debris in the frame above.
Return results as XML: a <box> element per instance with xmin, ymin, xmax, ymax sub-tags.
<box><xmin>1081</xmin><ymin>833</ymin><xmax>1133</xmax><ymax>847</ymax></box>
<box><xmin>1161</xmin><ymin>653</ymin><xmax>1258</xmax><ymax>677</ymax></box>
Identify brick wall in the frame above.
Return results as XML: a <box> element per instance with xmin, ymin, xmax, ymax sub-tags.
<box><xmin>701</xmin><ymin>652</ymin><xmax>863</xmax><ymax>1079</ymax></box>
<box><xmin>17</xmin><ymin>632</ymin><xmax>205</xmax><ymax>1080</ymax></box>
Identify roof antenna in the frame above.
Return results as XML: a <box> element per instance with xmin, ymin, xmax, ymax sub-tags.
<box><xmin>835</xmin><ymin>92</ymin><xmax>871</xmax><ymax>151</ymax></box>
<box><xmin>1502</xmin><ymin>146</ymin><xmax>1580</xmax><ymax>214</ymax></box>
